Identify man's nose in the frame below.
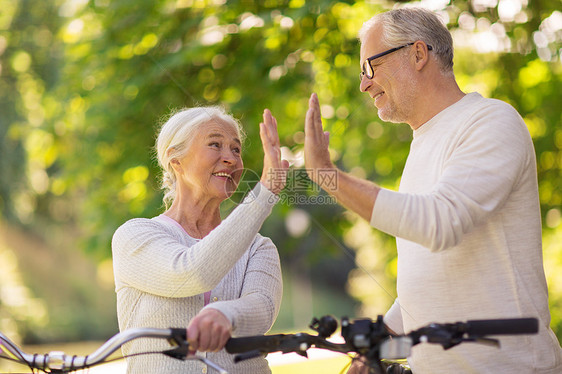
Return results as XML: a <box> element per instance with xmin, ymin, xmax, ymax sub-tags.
<box><xmin>359</xmin><ymin>74</ymin><xmax>371</xmax><ymax>92</ymax></box>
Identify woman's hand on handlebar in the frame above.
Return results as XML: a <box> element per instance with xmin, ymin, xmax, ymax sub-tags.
<box><xmin>187</xmin><ymin>308</ymin><xmax>232</xmax><ymax>353</ymax></box>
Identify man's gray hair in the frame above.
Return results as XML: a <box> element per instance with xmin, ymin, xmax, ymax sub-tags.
<box><xmin>359</xmin><ymin>8</ymin><xmax>454</xmax><ymax>73</ymax></box>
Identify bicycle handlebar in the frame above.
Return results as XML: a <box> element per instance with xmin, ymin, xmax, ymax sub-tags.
<box><xmin>464</xmin><ymin>318</ymin><xmax>539</xmax><ymax>336</ymax></box>
<box><xmin>0</xmin><ymin>328</ymin><xmax>227</xmax><ymax>374</ymax></box>
<box><xmin>407</xmin><ymin>317</ymin><xmax>539</xmax><ymax>349</ymax></box>
<box><xmin>0</xmin><ymin>315</ymin><xmax>539</xmax><ymax>373</ymax></box>
<box><xmin>225</xmin><ymin>315</ymin><xmax>539</xmax><ymax>372</ymax></box>
<box><xmin>224</xmin><ymin>333</ymin><xmax>350</xmax><ymax>356</ymax></box>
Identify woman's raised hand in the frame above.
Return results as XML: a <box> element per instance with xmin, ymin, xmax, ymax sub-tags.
<box><xmin>259</xmin><ymin>109</ymin><xmax>289</xmax><ymax>195</ymax></box>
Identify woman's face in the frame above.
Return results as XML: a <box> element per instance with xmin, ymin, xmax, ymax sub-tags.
<box><xmin>172</xmin><ymin>118</ymin><xmax>244</xmax><ymax>202</ymax></box>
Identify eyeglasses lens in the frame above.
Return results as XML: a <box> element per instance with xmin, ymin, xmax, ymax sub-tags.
<box><xmin>361</xmin><ymin>60</ymin><xmax>373</xmax><ymax>80</ymax></box>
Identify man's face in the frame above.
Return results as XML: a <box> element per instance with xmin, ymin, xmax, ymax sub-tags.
<box><xmin>359</xmin><ymin>24</ymin><xmax>417</xmax><ymax>125</ymax></box>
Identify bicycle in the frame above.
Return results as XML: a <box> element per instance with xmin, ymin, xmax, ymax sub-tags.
<box><xmin>0</xmin><ymin>315</ymin><xmax>538</xmax><ymax>373</ymax></box>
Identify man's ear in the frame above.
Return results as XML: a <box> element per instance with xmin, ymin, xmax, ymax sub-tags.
<box><xmin>413</xmin><ymin>41</ymin><xmax>430</xmax><ymax>71</ymax></box>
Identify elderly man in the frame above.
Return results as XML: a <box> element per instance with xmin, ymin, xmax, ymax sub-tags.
<box><xmin>304</xmin><ymin>7</ymin><xmax>562</xmax><ymax>374</ymax></box>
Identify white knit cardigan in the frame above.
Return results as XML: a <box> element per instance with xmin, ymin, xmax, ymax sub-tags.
<box><xmin>112</xmin><ymin>184</ymin><xmax>283</xmax><ymax>373</ymax></box>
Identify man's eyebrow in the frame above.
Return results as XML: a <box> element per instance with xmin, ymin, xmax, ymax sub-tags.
<box><xmin>207</xmin><ymin>133</ymin><xmax>241</xmax><ymax>145</ymax></box>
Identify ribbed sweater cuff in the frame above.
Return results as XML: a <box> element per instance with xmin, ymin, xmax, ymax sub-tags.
<box><xmin>370</xmin><ymin>188</ymin><xmax>403</xmax><ymax>236</ymax></box>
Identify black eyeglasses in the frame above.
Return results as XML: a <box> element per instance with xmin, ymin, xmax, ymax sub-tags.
<box><xmin>360</xmin><ymin>42</ymin><xmax>433</xmax><ymax>80</ymax></box>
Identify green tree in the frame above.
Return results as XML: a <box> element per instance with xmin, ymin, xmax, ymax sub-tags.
<box><xmin>1</xmin><ymin>0</ymin><xmax>561</xmax><ymax>343</ymax></box>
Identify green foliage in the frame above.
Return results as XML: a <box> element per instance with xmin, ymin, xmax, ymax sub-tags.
<box><xmin>1</xmin><ymin>0</ymin><xmax>561</xmax><ymax>343</ymax></box>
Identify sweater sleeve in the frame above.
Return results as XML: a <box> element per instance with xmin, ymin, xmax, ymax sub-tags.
<box><xmin>112</xmin><ymin>183</ymin><xmax>279</xmax><ymax>297</ymax></box>
<box><xmin>384</xmin><ymin>299</ymin><xmax>405</xmax><ymax>335</ymax></box>
<box><xmin>202</xmin><ymin>236</ymin><xmax>283</xmax><ymax>336</ymax></box>
<box><xmin>370</xmin><ymin>102</ymin><xmax>532</xmax><ymax>252</ymax></box>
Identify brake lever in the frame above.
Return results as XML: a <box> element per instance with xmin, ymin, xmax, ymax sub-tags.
<box><xmin>164</xmin><ymin>328</ymin><xmax>190</xmax><ymax>360</ymax></box>
<box><xmin>464</xmin><ymin>336</ymin><xmax>500</xmax><ymax>348</ymax></box>
<box><xmin>232</xmin><ymin>333</ymin><xmax>313</xmax><ymax>363</ymax></box>
<box><xmin>233</xmin><ymin>350</ymin><xmax>264</xmax><ymax>363</ymax></box>
<box><xmin>163</xmin><ymin>345</ymin><xmax>190</xmax><ymax>360</ymax></box>
<box><xmin>423</xmin><ymin>335</ymin><xmax>500</xmax><ymax>351</ymax></box>
<box><xmin>164</xmin><ymin>347</ymin><xmax>229</xmax><ymax>374</ymax></box>
<box><xmin>278</xmin><ymin>333</ymin><xmax>312</xmax><ymax>357</ymax></box>
<box><xmin>162</xmin><ymin>329</ymin><xmax>229</xmax><ymax>373</ymax></box>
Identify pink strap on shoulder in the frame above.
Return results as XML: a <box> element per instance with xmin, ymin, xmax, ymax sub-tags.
<box><xmin>204</xmin><ymin>291</ymin><xmax>211</xmax><ymax>306</ymax></box>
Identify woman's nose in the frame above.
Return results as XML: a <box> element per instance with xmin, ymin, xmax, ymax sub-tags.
<box><xmin>221</xmin><ymin>150</ymin><xmax>236</xmax><ymax>164</ymax></box>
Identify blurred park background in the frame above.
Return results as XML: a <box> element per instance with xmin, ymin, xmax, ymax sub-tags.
<box><xmin>1</xmin><ymin>0</ymin><xmax>561</xmax><ymax>361</ymax></box>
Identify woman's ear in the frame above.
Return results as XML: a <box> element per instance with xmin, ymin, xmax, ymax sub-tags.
<box><xmin>170</xmin><ymin>158</ymin><xmax>182</xmax><ymax>174</ymax></box>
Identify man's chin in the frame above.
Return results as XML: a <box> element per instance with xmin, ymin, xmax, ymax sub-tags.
<box><xmin>377</xmin><ymin>108</ymin><xmax>404</xmax><ymax>124</ymax></box>
<box><xmin>376</xmin><ymin>108</ymin><xmax>392</xmax><ymax>123</ymax></box>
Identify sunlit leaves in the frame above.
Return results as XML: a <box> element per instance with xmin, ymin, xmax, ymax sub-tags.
<box><xmin>0</xmin><ymin>0</ymin><xmax>18</xmax><ymax>31</ymax></box>
<box><xmin>10</xmin><ymin>50</ymin><xmax>31</xmax><ymax>72</ymax></box>
<box><xmin>525</xmin><ymin>115</ymin><xmax>547</xmax><ymax>139</ymax></box>
<box><xmin>344</xmin><ymin>218</ymin><xmax>396</xmax><ymax>316</ymax></box>
<box><xmin>119</xmin><ymin>166</ymin><xmax>150</xmax><ymax>213</ymax></box>
<box><xmin>2</xmin><ymin>0</ymin><xmax>562</xmax><ymax>341</ymax></box>
<box><xmin>519</xmin><ymin>58</ymin><xmax>551</xmax><ymax>88</ymax></box>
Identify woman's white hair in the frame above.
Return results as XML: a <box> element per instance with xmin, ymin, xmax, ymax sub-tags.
<box><xmin>155</xmin><ymin>106</ymin><xmax>245</xmax><ymax>208</ymax></box>
<box><xmin>359</xmin><ymin>7</ymin><xmax>454</xmax><ymax>73</ymax></box>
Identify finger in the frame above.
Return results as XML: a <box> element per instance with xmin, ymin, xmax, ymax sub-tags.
<box><xmin>186</xmin><ymin>322</ymin><xmax>199</xmax><ymax>352</ymax></box>
<box><xmin>260</xmin><ymin>122</ymin><xmax>276</xmax><ymax>162</ymax></box>
<box><xmin>259</xmin><ymin>121</ymin><xmax>267</xmax><ymax>145</ymax></box>
<box><xmin>263</xmin><ymin>109</ymin><xmax>275</xmax><ymax>145</ymax></box>
<box><xmin>205</xmin><ymin>326</ymin><xmax>219</xmax><ymax>352</ymax></box>
<box><xmin>217</xmin><ymin>330</ymin><xmax>231</xmax><ymax>352</ymax></box>
<box><xmin>311</xmin><ymin>92</ymin><xmax>320</xmax><ymax>112</ymax></box>
<box><xmin>262</xmin><ymin>109</ymin><xmax>270</xmax><ymax>133</ymax></box>
<box><xmin>306</xmin><ymin>94</ymin><xmax>323</xmax><ymax>141</ymax></box>
<box><xmin>272</xmin><ymin>112</ymin><xmax>278</xmax><ymax>129</ymax></box>
<box><xmin>260</xmin><ymin>122</ymin><xmax>276</xmax><ymax>158</ymax></box>
<box><xmin>197</xmin><ymin>321</ymin><xmax>211</xmax><ymax>351</ymax></box>
<box><xmin>261</xmin><ymin>117</ymin><xmax>276</xmax><ymax>153</ymax></box>
<box><xmin>261</xmin><ymin>122</ymin><xmax>283</xmax><ymax>169</ymax></box>
<box><xmin>214</xmin><ymin>324</ymin><xmax>230</xmax><ymax>352</ymax></box>
<box><xmin>305</xmin><ymin>104</ymin><xmax>317</xmax><ymax>138</ymax></box>
<box><xmin>311</xmin><ymin>93</ymin><xmax>323</xmax><ymax>129</ymax></box>
<box><xmin>270</xmin><ymin>112</ymin><xmax>280</xmax><ymax>146</ymax></box>
<box><xmin>264</xmin><ymin>109</ymin><xmax>280</xmax><ymax>148</ymax></box>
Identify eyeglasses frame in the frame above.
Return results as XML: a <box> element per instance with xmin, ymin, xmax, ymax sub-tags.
<box><xmin>360</xmin><ymin>42</ymin><xmax>433</xmax><ymax>80</ymax></box>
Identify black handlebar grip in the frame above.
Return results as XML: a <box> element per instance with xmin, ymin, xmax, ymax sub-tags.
<box><xmin>233</xmin><ymin>350</ymin><xmax>264</xmax><ymax>363</ymax></box>
<box><xmin>225</xmin><ymin>335</ymin><xmax>282</xmax><ymax>354</ymax></box>
<box><xmin>466</xmin><ymin>318</ymin><xmax>538</xmax><ymax>336</ymax></box>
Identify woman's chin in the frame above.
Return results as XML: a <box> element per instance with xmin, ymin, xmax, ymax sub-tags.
<box><xmin>213</xmin><ymin>189</ymin><xmax>235</xmax><ymax>202</ymax></box>
<box><xmin>222</xmin><ymin>182</ymin><xmax>239</xmax><ymax>198</ymax></box>
<box><xmin>224</xmin><ymin>188</ymin><xmax>237</xmax><ymax>200</ymax></box>
<box><xmin>209</xmin><ymin>180</ymin><xmax>237</xmax><ymax>199</ymax></box>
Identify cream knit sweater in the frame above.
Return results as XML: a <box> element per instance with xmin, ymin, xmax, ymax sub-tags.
<box><xmin>372</xmin><ymin>93</ymin><xmax>562</xmax><ymax>373</ymax></box>
<box><xmin>112</xmin><ymin>184</ymin><xmax>282</xmax><ymax>373</ymax></box>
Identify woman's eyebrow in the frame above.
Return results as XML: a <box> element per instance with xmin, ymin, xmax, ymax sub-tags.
<box><xmin>207</xmin><ymin>133</ymin><xmax>241</xmax><ymax>145</ymax></box>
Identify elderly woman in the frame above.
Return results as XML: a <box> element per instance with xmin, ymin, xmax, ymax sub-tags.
<box><xmin>112</xmin><ymin>106</ymin><xmax>288</xmax><ymax>374</ymax></box>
